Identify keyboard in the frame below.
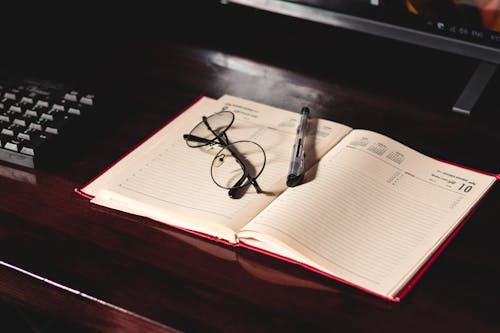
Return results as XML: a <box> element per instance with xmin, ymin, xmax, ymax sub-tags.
<box><xmin>0</xmin><ymin>77</ymin><xmax>95</xmax><ymax>168</ymax></box>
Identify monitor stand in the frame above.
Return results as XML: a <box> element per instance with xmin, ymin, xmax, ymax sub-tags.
<box><xmin>452</xmin><ymin>61</ymin><xmax>497</xmax><ymax>115</ymax></box>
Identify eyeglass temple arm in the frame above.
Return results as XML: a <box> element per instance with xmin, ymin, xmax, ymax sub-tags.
<box><xmin>224</xmin><ymin>143</ymin><xmax>263</xmax><ymax>197</ymax></box>
<box><xmin>228</xmin><ymin>176</ymin><xmax>263</xmax><ymax>198</ymax></box>
<box><xmin>183</xmin><ymin>134</ymin><xmax>213</xmax><ymax>144</ymax></box>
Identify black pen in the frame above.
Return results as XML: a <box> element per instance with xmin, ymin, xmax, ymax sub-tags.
<box><xmin>287</xmin><ymin>107</ymin><xmax>309</xmax><ymax>187</ymax></box>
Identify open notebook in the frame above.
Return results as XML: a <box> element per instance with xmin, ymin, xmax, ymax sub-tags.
<box><xmin>77</xmin><ymin>95</ymin><xmax>498</xmax><ymax>301</ymax></box>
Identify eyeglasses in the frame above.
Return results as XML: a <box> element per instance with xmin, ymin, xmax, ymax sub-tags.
<box><xmin>183</xmin><ymin>110</ymin><xmax>266</xmax><ymax>199</ymax></box>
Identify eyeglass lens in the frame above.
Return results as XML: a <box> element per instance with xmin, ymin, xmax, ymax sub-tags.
<box><xmin>211</xmin><ymin>140</ymin><xmax>266</xmax><ymax>190</ymax></box>
<box><xmin>184</xmin><ymin>111</ymin><xmax>234</xmax><ymax>148</ymax></box>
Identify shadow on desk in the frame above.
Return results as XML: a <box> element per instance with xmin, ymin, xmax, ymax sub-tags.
<box><xmin>88</xmin><ymin>204</ymin><xmax>399</xmax><ymax>313</ymax></box>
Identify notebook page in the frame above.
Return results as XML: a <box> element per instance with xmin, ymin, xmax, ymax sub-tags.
<box><xmin>81</xmin><ymin>97</ymin><xmax>219</xmax><ymax>196</ymax></box>
<box><xmin>85</xmin><ymin>96</ymin><xmax>352</xmax><ymax>242</ymax></box>
<box><xmin>238</xmin><ymin>129</ymin><xmax>496</xmax><ymax>297</ymax></box>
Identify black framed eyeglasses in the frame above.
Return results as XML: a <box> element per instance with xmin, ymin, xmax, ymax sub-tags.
<box><xmin>183</xmin><ymin>111</ymin><xmax>266</xmax><ymax>199</ymax></box>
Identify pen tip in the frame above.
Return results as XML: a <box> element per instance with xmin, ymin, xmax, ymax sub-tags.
<box><xmin>287</xmin><ymin>174</ymin><xmax>304</xmax><ymax>187</ymax></box>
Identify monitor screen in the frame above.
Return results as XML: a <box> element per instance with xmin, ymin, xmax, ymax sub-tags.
<box><xmin>226</xmin><ymin>0</ymin><xmax>500</xmax><ymax>63</ymax></box>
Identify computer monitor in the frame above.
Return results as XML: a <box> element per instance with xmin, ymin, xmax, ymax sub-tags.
<box><xmin>224</xmin><ymin>0</ymin><xmax>500</xmax><ymax>114</ymax></box>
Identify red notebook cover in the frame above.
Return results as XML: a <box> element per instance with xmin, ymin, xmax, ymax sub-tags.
<box><xmin>75</xmin><ymin>95</ymin><xmax>499</xmax><ymax>302</ymax></box>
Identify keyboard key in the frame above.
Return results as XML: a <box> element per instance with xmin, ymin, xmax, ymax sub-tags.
<box><xmin>20</xmin><ymin>96</ymin><xmax>34</xmax><ymax>105</ymax></box>
<box><xmin>29</xmin><ymin>123</ymin><xmax>43</xmax><ymax>131</ymax></box>
<box><xmin>64</xmin><ymin>92</ymin><xmax>78</xmax><ymax>102</ymax></box>
<box><xmin>24</xmin><ymin>109</ymin><xmax>39</xmax><ymax>118</ymax></box>
<box><xmin>4</xmin><ymin>142</ymin><xmax>19</xmax><ymax>151</ymax></box>
<box><xmin>51</xmin><ymin>104</ymin><xmax>65</xmax><ymax>112</ymax></box>
<box><xmin>40</xmin><ymin>113</ymin><xmax>54</xmax><ymax>121</ymax></box>
<box><xmin>45</xmin><ymin>127</ymin><xmax>58</xmax><ymax>135</ymax></box>
<box><xmin>1</xmin><ymin>127</ymin><xmax>14</xmax><ymax>136</ymax></box>
<box><xmin>20</xmin><ymin>146</ymin><xmax>35</xmax><ymax>155</ymax></box>
<box><xmin>8</xmin><ymin>105</ymin><xmax>22</xmax><ymax>114</ymax></box>
<box><xmin>3</xmin><ymin>92</ymin><xmax>16</xmax><ymax>100</ymax></box>
<box><xmin>0</xmin><ymin>113</ymin><xmax>11</xmax><ymax>123</ymax></box>
<box><xmin>68</xmin><ymin>107</ymin><xmax>81</xmax><ymax>115</ymax></box>
<box><xmin>80</xmin><ymin>95</ymin><xmax>94</xmax><ymax>106</ymax></box>
<box><xmin>13</xmin><ymin>118</ymin><xmax>27</xmax><ymax>127</ymax></box>
<box><xmin>17</xmin><ymin>132</ymin><xmax>31</xmax><ymax>141</ymax></box>
<box><xmin>34</xmin><ymin>100</ymin><xmax>49</xmax><ymax>108</ymax></box>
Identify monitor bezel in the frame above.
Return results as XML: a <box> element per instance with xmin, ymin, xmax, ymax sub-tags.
<box><xmin>225</xmin><ymin>0</ymin><xmax>500</xmax><ymax>64</ymax></box>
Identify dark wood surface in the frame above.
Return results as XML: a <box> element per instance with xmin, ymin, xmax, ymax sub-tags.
<box><xmin>0</xmin><ymin>3</ymin><xmax>499</xmax><ymax>332</ymax></box>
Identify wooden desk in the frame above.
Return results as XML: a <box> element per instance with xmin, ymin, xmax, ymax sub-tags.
<box><xmin>0</xmin><ymin>3</ymin><xmax>499</xmax><ymax>332</ymax></box>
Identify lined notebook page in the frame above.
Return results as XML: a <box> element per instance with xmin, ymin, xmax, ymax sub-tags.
<box><xmin>239</xmin><ymin>130</ymin><xmax>496</xmax><ymax>297</ymax></box>
<box><xmin>86</xmin><ymin>96</ymin><xmax>352</xmax><ymax>242</ymax></box>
